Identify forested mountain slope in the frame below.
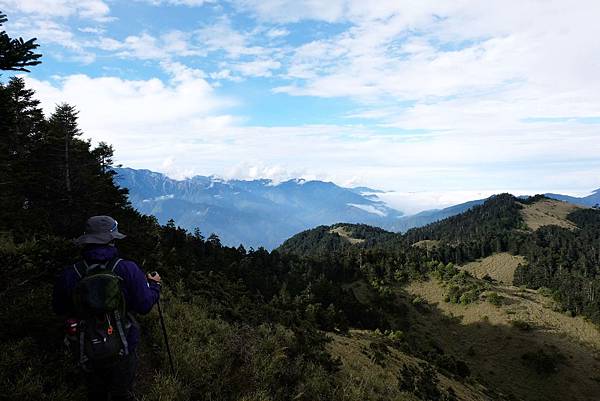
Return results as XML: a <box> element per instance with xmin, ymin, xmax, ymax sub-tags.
<box><xmin>279</xmin><ymin>194</ymin><xmax>600</xmax><ymax>324</ymax></box>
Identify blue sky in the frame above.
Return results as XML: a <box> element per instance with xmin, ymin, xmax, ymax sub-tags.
<box><xmin>1</xmin><ymin>0</ymin><xmax>599</xmax><ymax>212</ymax></box>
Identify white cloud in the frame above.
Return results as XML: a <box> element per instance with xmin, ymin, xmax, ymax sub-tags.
<box><xmin>90</xmin><ymin>20</ymin><xmax>276</xmax><ymax>78</ymax></box>
<box><xmin>140</xmin><ymin>0</ymin><xmax>215</xmax><ymax>6</ymax></box>
<box><xmin>195</xmin><ymin>18</ymin><xmax>268</xmax><ymax>59</ymax></box>
<box><xmin>0</xmin><ymin>0</ymin><xmax>113</xmax><ymax>63</ymax></box>
<box><xmin>8</xmin><ymin>0</ymin><xmax>600</xmax><ymax>211</ymax></box>
<box><xmin>89</xmin><ymin>19</ymin><xmax>284</xmax><ymax>80</ymax></box>
<box><xmin>94</xmin><ymin>30</ymin><xmax>208</xmax><ymax>60</ymax></box>
<box><xmin>259</xmin><ymin>0</ymin><xmax>600</xmax><ymax>184</ymax></box>
<box><xmin>209</xmin><ymin>69</ymin><xmax>241</xmax><ymax>82</ymax></box>
<box><xmin>269</xmin><ymin>1</ymin><xmax>600</xmax><ymax>107</ymax></box>
<box><xmin>21</xmin><ymin>67</ymin><xmax>600</xmax><ymax>211</ymax></box>
<box><xmin>234</xmin><ymin>0</ymin><xmax>347</xmax><ymax>23</ymax></box>
<box><xmin>265</xmin><ymin>28</ymin><xmax>289</xmax><ymax>38</ymax></box>
<box><xmin>224</xmin><ymin>162</ymin><xmax>306</xmax><ymax>183</ymax></box>
<box><xmin>22</xmin><ymin>67</ymin><xmax>236</xmax><ymax>170</ymax></box>
<box><xmin>78</xmin><ymin>26</ymin><xmax>106</xmax><ymax>34</ymax></box>
<box><xmin>348</xmin><ymin>203</ymin><xmax>387</xmax><ymax>217</ymax></box>
<box><xmin>0</xmin><ymin>0</ymin><xmax>111</xmax><ymax>20</ymax></box>
<box><xmin>233</xmin><ymin>59</ymin><xmax>281</xmax><ymax>77</ymax></box>
<box><xmin>8</xmin><ymin>16</ymin><xmax>97</xmax><ymax>63</ymax></box>
<box><xmin>118</xmin><ymin>33</ymin><xmax>167</xmax><ymax>60</ymax></box>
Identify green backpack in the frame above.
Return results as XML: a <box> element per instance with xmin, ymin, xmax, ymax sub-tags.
<box><xmin>72</xmin><ymin>258</ymin><xmax>130</xmax><ymax>367</ymax></box>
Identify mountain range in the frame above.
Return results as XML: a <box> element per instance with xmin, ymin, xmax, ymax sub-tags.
<box><xmin>114</xmin><ymin>168</ymin><xmax>403</xmax><ymax>249</ymax></box>
<box><xmin>114</xmin><ymin>167</ymin><xmax>599</xmax><ymax>249</ymax></box>
<box><xmin>544</xmin><ymin>189</ymin><xmax>600</xmax><ymax>207</ymax></box>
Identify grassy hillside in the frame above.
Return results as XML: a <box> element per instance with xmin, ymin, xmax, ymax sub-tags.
<box><xmin>328</xmin><ymin>330</ymin><xmax>493</xmax><ymax>401</ymax></box>
<box><xmin>275</xmin><ymin>195</ymin><xmax>600</xmax><ymax>400</ymax></box>
<box><xmin>406</xmin><ymin>270</ymin><xmax>600</xmax><ymax>401</ymax></box>
<box><xmin>322</xmin><ymin>258</ymin><xmax>600</xmax><ymax>401</ymax></box>
<box><xmin>461</xmin><ymin>253</ymin><xmax>525</xmax><ymax>284</ymax></box>
<box><xmin>520</xmin><ymin>198</ymin><xmax>581</xmax><ymax>231</ymax></box>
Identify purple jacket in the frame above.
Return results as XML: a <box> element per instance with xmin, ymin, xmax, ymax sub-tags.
<box><xmin>52</xmin><ymin>245</ymin><xmax>161</xmax><ymax>351</ymax></box>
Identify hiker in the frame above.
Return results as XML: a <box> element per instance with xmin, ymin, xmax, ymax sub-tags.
<box><xmin>52</xmin><ymin>216</ymin><xmax>162</xmax><ymax>401</ymax></box>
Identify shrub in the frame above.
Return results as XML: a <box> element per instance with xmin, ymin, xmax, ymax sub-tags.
<box><xmin>385</xmin><ymin>330</ymin><xmax>404</xmax><ymax>342</ymax></box>
<box><xmin>433</xmin><ymin>262</ymin><xmax>459</xmax><ymax>281</ymax></box>
<box><xmin>511</xmin><ymin>320</ymin><xmax>533</xmax><ymax>331</ymax></box>
<box><xmin>459</xmin><ymin>289</ymin><xmax>480</xmax><ymax>305</ymax></box>
<box><xmin>367</xmin><ymin>340</ymin><xmax>390</xmax><ymax>367</ymax></box>
<box><xmin>144</xmin><ymin>296</ymin><xmax>339</xmax><ymax>401</ymax></box>
<box><xmin>139</xmin><ymin>373</ymin><xmax>191</xmax><ymax>401</ymax></box>
<box><xmin>398</xmin><ymin>362</ymin><xmax>441</xmax><ymax>400</ymax></box>
<box><xmin>521</xmin><ymin>348</ymin><xmax>566</xmax><ymax>375</ymax></box>
<box><xmin>0</xmin><ymin>338</ymin><xmax>83</xmax><ymax>401</ymax></box>
<box><xmin>435</xmin><ymin>355</ymin><xmax>471</xmax><ymax>379</ymax></box>
<box><xmin>440</xmin><ymin>270</ymin><xmax>489</xmax><ymax>305</ymax></box>
<box><xmin>398</xmin><ymin>362</ymin><xmax>460</xmax><ymax>401</ymax></box>
<box><xmin>537</xmin><ymin>287</ymin><xmax>555</xmax><ymax>298</ymax></box>
<box><xmin>485</xmin><ymin>291</ymin><xmax>503</xmax><ymax>306</ymax></box>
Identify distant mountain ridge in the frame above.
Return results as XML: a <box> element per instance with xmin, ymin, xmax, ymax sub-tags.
<box><xmin>545</xmin><ymin>189</ymin><xmax>600</xmax><ymax>207</ymax></box>
<box><xmin>114</xmin><ymin>167</ymin><xmax>599</xmax><ymax>249</ymax></box>
<box><xmin>114</xmin><ymin>168</ymin><xmax>404</xmax><ymax>249</ymax></box>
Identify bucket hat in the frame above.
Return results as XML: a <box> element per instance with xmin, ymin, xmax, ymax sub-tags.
<box><xmin>75</xmin><ymin>215</ymin><xmax>126</xmax><ymax>245</ymax></box>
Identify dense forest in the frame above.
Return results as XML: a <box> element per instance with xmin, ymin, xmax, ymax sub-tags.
<box><xmin>2</xmin><ymin>11</ymin><xmax>600</xmax><ymax>401</ymax></box>
<box><xmin>280</xmin><ymin>194</ymin><xmax>600</xmax><ymax>325</ymax></box>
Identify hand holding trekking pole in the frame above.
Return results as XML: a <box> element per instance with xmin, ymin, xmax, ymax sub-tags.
<box><xmin>149</xmin><ymin>271</ymin><xmax>175</xmax><ymax>376</ymax></box>
<box><xmin>147</xmin><ymin>271</ymin><xmax>162</xmax><ymax>284</ymax></box>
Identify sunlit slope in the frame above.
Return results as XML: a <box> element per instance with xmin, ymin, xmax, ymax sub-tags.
<box><xmin>520</xmin><ymin>198</ymin><xmax>581</xmax><ymax>231</ymax></box>
<box><xmin>276</xmin><ymin>194</ymin><xmax>600</xmax><ymax>400</ymax></box>
<box><xmin>461</xmin><ymin>253</ymin><xmax>525</xmax><ymax>284</ymax></box>
<box><xmin>406</xmin><ymin>272</ymin><xmax>600</xmax><ymax>401</ymax></box>
<box><xmin>327</xmin><ymin>331</ymin><xmax>494</xmax><ymax>401</ymax></box>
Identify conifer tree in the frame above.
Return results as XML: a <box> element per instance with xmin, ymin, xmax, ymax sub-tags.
<box><xmin>0</xmin><ymin>12</ymin><xmax>42</xmax><ymax>72</ymax></box>
<box><xmin>0</xmin><ymin>77</ymin><xmax>45</xmax><ymax>234</ymax></box>
<box><xmin>44</xmin><ymin>104</ymin><xmax>81</xmax><ymax>206</ymax></box>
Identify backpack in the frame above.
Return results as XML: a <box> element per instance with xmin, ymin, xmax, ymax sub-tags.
<box><xmin>72</xmin><ymin>258</ymin><xmax>131</xmax><ymax>367</ymax></box>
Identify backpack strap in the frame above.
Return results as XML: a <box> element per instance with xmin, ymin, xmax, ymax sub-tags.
<box><xmin>114</xmin><ymin>310</ymin><xmax>129</xmax><ymax>356</ymax></box>
<box><xmin>73</xmin><ymin>262</ymin><xmax>85</xmax><ymax>279</ymax></box>
<box><xmin>79</xmin><ymin>321</ymin><xmax>89</xmax><ymax>367</ymax></box>
<box><xmin>107</xmin><ymin>257</ymin><xmax>127</xmax><ymax>343</ymax></box>
<box><xmin>107</xmin><ymin>258</ymin><xmax>123</xmax><ymax>273</ymax></box>
<box><xmin>74</xmin><ymin>258</ymin><xmax>122</xmax><ymax>278</ymax></box>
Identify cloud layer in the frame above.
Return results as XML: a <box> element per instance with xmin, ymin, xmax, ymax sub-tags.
<box><xmin>4</xmin><ymin>0</ymin><xmax>600</xmax><ymax>210</ymax></box>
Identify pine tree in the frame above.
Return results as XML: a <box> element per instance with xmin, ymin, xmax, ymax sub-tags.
<box><xmin>46</xmin><ymin>104</ymin><xmax>81</xmax><ymax>203</ymax></box>
<box><xmin>0</xmin><ymin>12</ymin><xmax>42</xmax><ymax>72</ymax></box>
<box><xmin>22</xmin><ymin>103</ymin><xmax>128</xmax><ymax>236</ymax></box>
<box><xmin>0</xmin><ymin>77</ymin><xmax>46</xmax><ymax>234</ymax></box>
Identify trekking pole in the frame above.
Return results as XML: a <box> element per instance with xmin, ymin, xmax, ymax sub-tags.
<box><xmin>151</xmin><ymin>272</ymin><xmax>175</xmax><ymax>376</ymax></box>
<box><xmin>156</xmin><ymin>300</ymin><xmax>175</xmax><ymax>376</ymax></box>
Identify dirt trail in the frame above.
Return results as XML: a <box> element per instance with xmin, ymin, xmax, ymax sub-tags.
<box><xmin>329</xmin><ymin>226</ymin><xmax>365</xmax><ymax>244</ymax></box>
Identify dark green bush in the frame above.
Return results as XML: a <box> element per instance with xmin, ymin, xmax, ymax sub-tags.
<box><xmin>511</xmin><ymin>320</ymin><xmax>533</xmax><ymax>331</ymax></box>
<box><xmin>485</xmin><ymin>291</ymin><xmax>503</xmax><ymax>306</ymax></box>
<box><xmin>521</xmin><ymin>348</ymin><xmax>566</xmax><ymax>375</ymax></box>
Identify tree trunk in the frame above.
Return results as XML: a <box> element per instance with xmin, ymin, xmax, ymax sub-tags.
<box><xmin>64</xmin><ymin>130</ymin><xmax>71</xmax><ymax>196</ymax></box>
